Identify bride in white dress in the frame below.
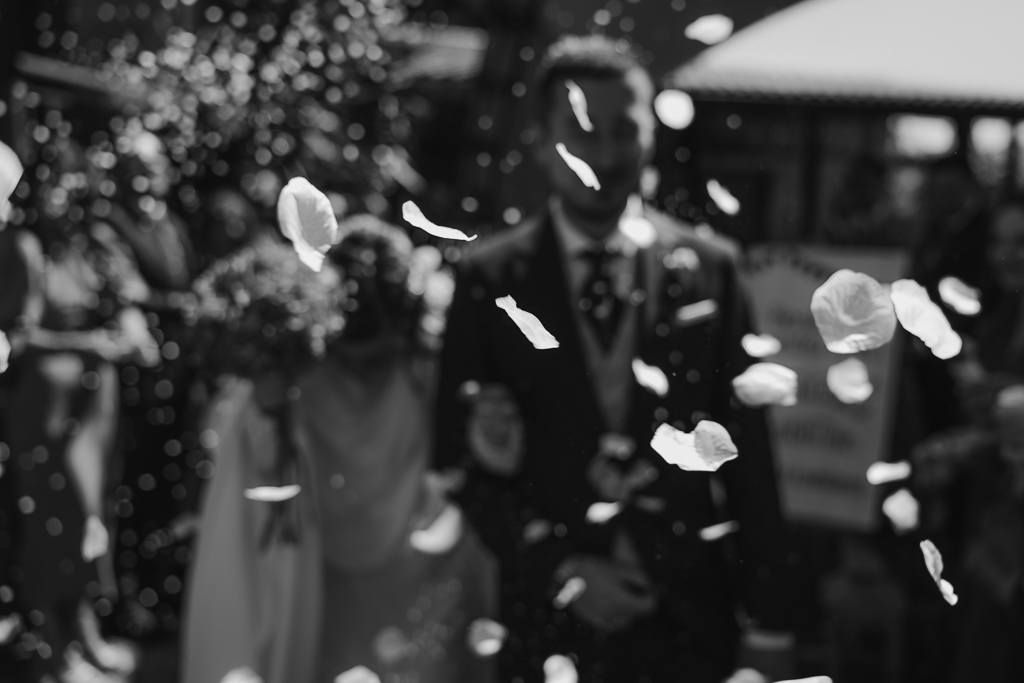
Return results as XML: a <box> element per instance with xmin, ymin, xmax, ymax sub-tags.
<box><xmin>181</xmin><ymin>217</ymin><xmax>498</xmax><ymax>683</ymax></box>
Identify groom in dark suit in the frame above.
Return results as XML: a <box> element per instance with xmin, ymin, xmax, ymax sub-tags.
<box><xmin>435</xmin><ymin>35</ymin><xmax>793</xmax><ymax>683</ymax></box>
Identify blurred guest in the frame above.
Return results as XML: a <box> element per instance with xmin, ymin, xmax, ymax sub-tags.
<box><xmin>434</xmin><ymin>35</ymin><xmax>792</xmax><ymax>683</ymax></box>
<box><xmin>0</xmin><ymin>136</ymin><xmax>160</xmax><ymax>682</ymax></box>
<box><xmin>183</xmin><ymin>218</ymin><xmax>497</xmax><ymax>683</ymax></box>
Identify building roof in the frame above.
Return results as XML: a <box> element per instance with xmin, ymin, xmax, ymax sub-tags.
<box><xmin>666</xmin><ymin>0</ymin><xmax>1024</xmax><ymax>115</ymax></box>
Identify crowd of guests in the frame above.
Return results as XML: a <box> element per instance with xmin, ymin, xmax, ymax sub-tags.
<box><xmin>0</xmin><ymin>31</ymin><xmax>1022</xmax><ymax>683</ymax></box>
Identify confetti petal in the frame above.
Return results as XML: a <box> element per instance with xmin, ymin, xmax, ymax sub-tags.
<box><xmin>585</xmin><ymin>501</ymin><xmax>624</xmax><ymax>525</ymax></box>
<box><xmin>0</xmin><ymin>330</ymin><xmax>9</xmax><ymax>374</ymax></box>
<box><xmin>654</xmin><ymin>90</ymin><xmax>695</xmax><ymax>130</ymax></box>
<box><xmin>81</xmin><ymin>515</ymin><xmax>109</xmax><ymax>562</ymax></box>
<box><xmin>741</xmin><ymin>333</ymin><xmax>781</xmax><ymax>358</ymax></box>
<box><xmin>220</xmin><ymin>667</ymin><xmax>263</xmax><ymax>683</ymax></box>
<box><xmin>890</xmin><ymin>279</ymin><xmax>962</xmax><ymax>359</ymax></box>
<box><xmin>699</xmin><ymin>520</ymin><xmax>740</xmax><ymax>541</ymax></box>
<box><xmin>523</xmin><ymin>519</ymin><xmax>553</xmax><ymax>545</ymax></box>
<box><xmin>684</xmin><ymin>14</ymin><xmax>735</xmax><ymax>44</ymax></box>
<box><xmin>939</xmin><ymin>578</ymin><xmax>959</xmax><ymax>606</ymax></box>
<box><xmin>676</xmin><ymin>299</ymin><xmax>719</xmax><ymax>325</ymax></box>
<box><xmin>402</xmin><ymin>200</ymin><xmax>478</xmax><ymax>242</ymax></box>
<box><xmin>466</xmin><ymin>618</ymin><xmax>508</xmax><ymax>657</ymax></box>
<box><xmin>706</xmin><ymin>179</ymin><xmax>740</xmax><ymax>215</ymax></box>
<box><xmin>732</xmin><ymin>362</ymin><xmax>798</xmax><ymax>407</ymax></box>
<box><xmin>276</xmin><ymin>177</ymin><xmax>339</xmax><ymax>271</ymax></box>
<box><xmin>651</xmin><ymin>421</ymin><xmax>738</xmax><ymax>472</ymax></box>
<box><xmin>919</xmin><ymin>539</ymin><xmax>944</xmax><ymax>583</ymax></box>
<box><xmin>564</xmin><ymin>80</ymin><xmax>594</xmax><ymax>132</ymax></box>
<box><xmin>882</xmin><ymin>488</ymin><xmax>919</xmax><ymax>533</ymax></box>
<box><xmin>553</xmin><ymin>577</ymin><xmax>587</xmax><ymax>609</ymax></box>
<box><xmin>632</xmin><ymin>358</ymin><xmax>669</xmax><ymax>397</ymax></box>
<box><xmin>410</xmin><ymin>502</ymin><xmax>463</xmax><ymax>554</ymax></box>
<box><xmin>938</xmin><ymin>276</ymin><xmax>981</xmax><ymax>316</ymax></box>
<box><xmin>335</xmin><ymin>666</ymin><xmax>381</xmax><ymax>683</ymax></box>
<box><xmin>555</xmin><ymin>143</ymin><xmax>601</xmax><ymax>190</ymax></box>
<box><xmin>495</xmin><ymin>296</ymin><xmax>559</xmax><ymax>349</ymax></box>
<box><xmin>0</xmin><ymin>140</ymin><xmax>23</xmax><ymax>223</ymax></box>
<box><xmin>866</xmin><ymin>461</ymin><xmax>912</xmax><ymax>485</ymax></box>
<box><xmin>826</xmin><ymin>358</ymin><xmax>873</xmax><ymax>404</ymax></box>
<box><xmin>244</xmin><ymin>485</ymin><xmax>301</xmax><ymax>502</ymax></box>
<box><xmin>810</xmin><ymin>270</ymin><xmax>897</xmax><ymax>354</ymax></box>
<box><xmin>543</xmin><ymin>655</ymin><xmax>579</xmax><ymax>683</ymax></box>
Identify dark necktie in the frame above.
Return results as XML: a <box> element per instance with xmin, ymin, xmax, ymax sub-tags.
<box><xmin>578</xmin><ymin>246</ymin><xmax>624</xmax><ymax>352</ymax></box>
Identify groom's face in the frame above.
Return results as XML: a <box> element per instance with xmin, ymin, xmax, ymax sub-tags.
<box><xmin>536</xmin><ymin>69</ymin><xmax>656</xmax><ymax>222</ymax></box>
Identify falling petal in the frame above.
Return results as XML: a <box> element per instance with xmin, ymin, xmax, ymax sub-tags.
<box><xmin>564</xmin><ymin>80</ymin><xmax>594</xmax><ymax>132</ymax></box>
<box><xmin>619</xmin><ymin>216</ymin><xmax>657</xmax><ymax>248</ymax></box>
<box><xmin>555</xmin><ymin>143</ymin><xmax>601</xmax><ymax>190</ymax></box>
<box><xmin>890</xmin><ymin>280</ymin><xmax>962</xmax><ymax>359</ymax></box>
<box><xmin>0</xmin><ymin>140</ymin><xmax>23</xmax><ymax>223</ymax></box>
<box><xmin>676</xmin><ymin>299</ymin><xmax>719</xmax><ymax>325</ymax></box>
<box><xmin>938</xmin><ymin>277</ymin><xmax>981</xmax><ymax>316</ymax></box>
<box><xmin>402</xmin><ymin>201</ymin><xmax>478</xmax><ymax>242</ymax></box>
<box><xmin>882</xmin><ymin>489</ymin><xmax>919</xmax><ymax>533</ymax></box>
<box><xmin>373</xmin><ymin>627</ymin><xmax>414</xmax><ymax>664</ymax></box>
<box><xmin>706</xmin><ymin>179</ymin><xmax>740</xmax><ymax>215</ymax></box>
<box><xmin>585</xmin><ymin>501</ymin><xmax>624</xmax><ymax>525</ymax></box>
<box><xmin>741</xmin><ymin>333</ymin><xmax>781</xmax><ymax>358</ymax></box>
<box><xmin>732</xmin><ymin>362</ymin><xmax>798</xmax><ymax>407</ymax></box>
<box><xmin>598</xmin><ymin>433</ymin><xmax>636</xmax><ymax>460</ymax></box>
<box><xmin>0</xmin><ymin>330</ymin><xmax>9</xmax><ymax>374</ymax></box>
<box><xmin>699</xmin><ymin>520</ymin><xmax>740</xmax><ymax>541</ymax></box>
<box><xmin>826</xmin><ymin>358</ymin><xmax>874</xmax><ymax>404</ymax></box>
<box><xmin>276</xmin><ymin>177</ymin><xmax>339</xmax><ymax>271</ymax></box>
<box><xmin>920</xmin><ymin>539</ymin><xmax>944</xmax><ymax>583</ymax></box>
<box><xmin>335</xmin><ymin>665</ymin><xmax>381</xmax><ymax>683</ymax></box>
<box><xmin>523</xmin><ymin>518</ymin><xmax>553</xmax><ymax>545</ymax></box>
<box><xmin>632</xmin><ymin>358</ymin><xmax>669</xmax><ymax>397</ymax></box>
<box><xmin>466</xmin><ymin>619</ymin><xmax>508</xmax><ymax>657</ymax></box>
<box><xmin>410</xmin><ymin>502</ymin><xmax>463</xmax><ymax>554</ymax></box>
<box><xmin>866</xmin><ymin>461</ymin><xmax>912</xmax><ymax>485</ymax></box>
<box><xmin>939</xmin><ymin>578</ymin><xmax>959</xmax><ymax>606</ymax></box>
<box><xmin>244</xmin><ymin>485</ymin><xmax>301</xmax><ymax>502</ymax></box>
<box><xmin>495</xmin><ymin>296</ymin><xmax>559</xmax><ymax>349</ymax></box>
<box><xmin>651</xmin><ymin>421</ymin><xmax>738</xmax><ymax>472</ymax></box>
<box><xmin>220</xmin><ymin>667</ymin><xmax>263</xmax><ymax>683</ymax></box>
<box><xmin>654</xmin><ymin>90</ymin><xmax>695</xmax><ymax>130</ymax></box>
<box><xmin>810</xmin><ymin>270</ymin><xmax>897</xmax><ymax>354</ymax></box>
<box><xmin>543</xmin><ymin>655</ymin><xmax>579</xmax><ymax>683</ymax></box>
<box><xmin>81</xmin><ymin>515</ymin><xmax>109</xmax><ymax>562</ymax></box>
<box><xmin>684</xmin><ymin>14</ymin><xmax>735</xmax><ymax>44</ymax></box>
<box><xmin>553</xmin><ymin>577</ymin><xmax>587</xmax><ymax>609</ymax></box>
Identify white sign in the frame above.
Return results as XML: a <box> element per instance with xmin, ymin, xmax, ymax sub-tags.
<box><xmin>743</xmin><ymin>247</ymin><xmax>909</xmax><ymax>532</ymax></box>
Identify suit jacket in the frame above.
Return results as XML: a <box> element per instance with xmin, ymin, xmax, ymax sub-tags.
<box><xmin>434</xmin><ymin>206</ymin><xmax>790</xmax><ymax>666</ymax></box>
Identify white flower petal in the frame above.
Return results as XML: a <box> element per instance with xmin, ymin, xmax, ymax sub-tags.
<box><xmin>810</xmin><ymin>270</ymin><xmax>897</xmax><ymax>354</ymax></box>
<box><xmin>676</xmin><ymin>299</ymin><xmax>719</xmax><ymax>325</ymax></box>
<box><xmin>585</xmin><ymin>501</ymin><xmax>624</xmax><ymax>525</ymax></box>
<box><xmin>543</xmin><ymin>655</ymin><xmax>579</xmax><ymax>683</ymax></box>
<box><xmin>0</xmin><ymin>141</ymin><xmax>24</xmax><ymax>223</ymax></box>
<box><xmin>651</xmin><ymin>421</ymin><xmax>738</xmax><ymax>472</ymax></box>
<box><xmin>890</xmin><ymin>279</ymin><xmax>962</xmax><ymax>359</ymax></box>
<box><xmin>552</xmin><ymin>577</ymin><xmax>587</xmax><ymax>610</ymax></box>
<box><xmin>732</xmin><ymin>362</ymin><xmax>798</xmax><ymax>407</ymax></box>
<box><xmin>402</xmin><ymin>201</ymin><xmax>477</xmax><ymax>241</ymax></box>
<box><xmin>555</xmin><ymin>143</ymin><xmax>601</xmax><ymax>190</ymax></box>
<box><xmin>706</xmin><ymin>179</ymin><xmax>740</xmax><ymax>215</ymax></box>
<box><xmin>466</xmin><ymin>618</ymin><xmax>508</xmax><ymax>657</ymax></box>
<box><xmin>495</xmin><ymin>296</ymin><xmax>559</xmax><ymax>349</ymax></box>
<box><xmin>335</xmin><ymin>665</ymin><xmax>381</xmax><ymax>683</ymax></box>
<box><xmin>81</xmin><ymin>515</ymin><xmax>109</xmax><ymax>562</ymax></box>
<box><xmin>939</xmin><ymin>578</ymin><xmax>959</xmax><ymax>606</ymax></box>
<box><xmin>0</xmin><ymin>330</ymin><xmax>10</xmax><ymax>374</ymax></box>
<box><xmin>919</xmin><ymin>539</ymin><xmax>944</xmax><ymax>583</ymax></box>
<box><xmin>826</xmin><ymin>358</ymin><xmax>874</xmax><ymax>404</ymax></box>
<box><xmin>938</xmin><ymin>276</ymin><xmax>981</xmax><ymax>316</ymax></box>
<box><xmin>741</xmin><ymin>333</ymin><xmax>781</xmax><ymax>358</ymax></box>
<box><xmin>684</xmin><ymin>14</ymin><xmax>735</xmax><ymax>44</ymax></box>
<box><xmin>220</xmin><ymin>667</ymin><xmax>263</xmax><ymax>683</ymax></box>
<box><xmin>654</xmin><ymin>90</ymin><xmax>695</xmax><ymax>130</ymax></box>
<box><xmin>410</xmin><ymin>502</ymin><xmax>463</xmax><ymax>554</ymax></box>
<box><xmin>243</xmin><ymin>485</ymin><xmax>301</xmax><ymax>502</ymax></box>
<box><xmin>632</xmin><ymin>358</ymin><xmax>669</xmax><ymax>397</ymax></box>
<box><xmin>523</xmin><ymin>519</ymin><xmax>553</xmax><ymax>545</ymax></box>
<box><xmin>276</xmin><ymin>177</ymin><xmax>339</xmax><ymax>272</ymax></box>
<box><xmin>698</xmin><ymin>520</ymin><xmax>740</xmax><ymax>541</ymax></box>
<box><xmin>564</xmin><ymin>80</ymin><xmax>594</xmax><ymax>132</ymax></box>
<box><xmin>619</xmin><ymin>216</ymin><xmax>657</xmax><ymax>248</ymax></box>
<box><xmin>882</xmin><ymin>489</ymin><xmax>919</xmax><ymax>533</ymax></box>
<box><xmin>865</xmin><ymin>461</ymin><xmax>912</xmax><ymax>485</ymax></box>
